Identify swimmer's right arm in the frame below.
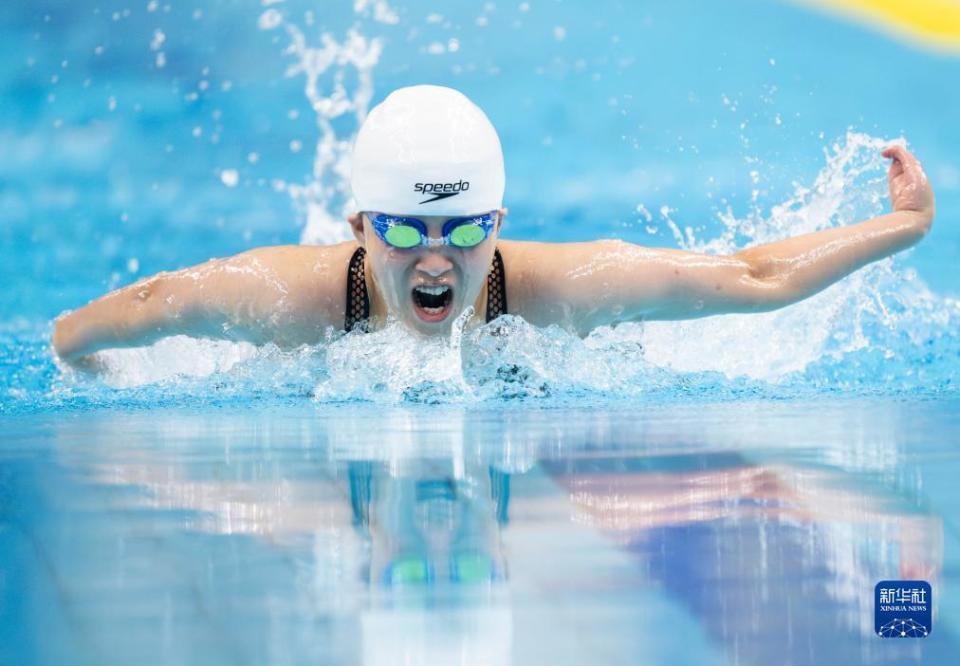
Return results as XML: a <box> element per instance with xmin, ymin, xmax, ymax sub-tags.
<box><xmin>52</xmin><ymin>243</ymin><xmax>354</xmax><ymax>365</ymax></box>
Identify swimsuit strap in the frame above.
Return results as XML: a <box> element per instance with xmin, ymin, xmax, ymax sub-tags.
<box><xmin>485</xmin><ymin>248</ymin><xmax>508</xmax><ymax>323</ymax></box>
<box><xmin>344</xmin><ymin>246</ymin><xmax>370</xmax><ymax>332</ymax></box>
<box><xmin>342</xmin><ymin>246</ymin><xmax>507</xmax><ymax>331</ymax></box>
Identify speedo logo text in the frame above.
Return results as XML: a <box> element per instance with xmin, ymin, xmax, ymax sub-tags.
<box><xmin>415</xmin><ymin>180</ymin><xmax>470</xmax><ymax>204</ymax></box>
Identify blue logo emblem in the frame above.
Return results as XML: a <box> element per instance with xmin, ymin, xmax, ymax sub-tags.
<box><xmin>875</xmin><ymin>581</ymin><xmax>932</xmax><ymax>638</ymax></box>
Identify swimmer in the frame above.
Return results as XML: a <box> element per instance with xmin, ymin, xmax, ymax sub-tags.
<box><xmin>52</xmin><ymin>85</ymin><xmax>935</xmax><ymax>366</ymax></box>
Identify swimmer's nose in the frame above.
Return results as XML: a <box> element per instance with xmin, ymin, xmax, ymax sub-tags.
<box><xmin>415</xmin><ymin>250</ymin><xmax>454</xmax><ymax>277</ymax></box>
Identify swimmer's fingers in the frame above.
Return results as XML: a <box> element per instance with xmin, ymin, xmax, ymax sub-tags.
<box><xmin>881</xmin><ymin>145</ymin><xmax>934</xmax><ymax>227</ymax></box>
<box><xmin>881</xmin><ymin>144</ymin><xmax>904</xmax><ymax>161</ymax></box>
<box><xmin>882</xmin><ymin>144</ymin><xmax>917</xmax><ymax>167</ymax></box>
<box><xmin>882</xmin><ymin>147</ymin><xmax>905</xmax><ymax>180</ymax></box>
<box><xmin>882</xmin><ymin>145</ymin><xmax>927</xmax><ymax>182</ymax></box>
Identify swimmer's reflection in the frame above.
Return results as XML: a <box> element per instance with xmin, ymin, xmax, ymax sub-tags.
<box><xmin>50</xmin><ymin>408</ymin><xmax>951</xmax><ymax>664</ymax></box>
<box><xmin>348</xmin><ymin>459</ymin><xmax>510</xmax><ymax>588</ymax></box>
<box><xmin>347</xmin><ymin>459</ymin><xmax>514</xmax><ymax>666</ymax></box>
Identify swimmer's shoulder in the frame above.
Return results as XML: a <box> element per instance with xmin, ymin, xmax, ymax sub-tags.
<box><xmin>239</xmin><ymin>241</ymin><xmax>359</xmax><ymax>341</ymax></box>
<box><xmin>496</xmin><ymin>238</ymin><xmax>630</xmax><ymax>326</ymax></box>
<box><xmin>495</xmin><ymin>239</ymin><xmax>565</xmax><ymax>323</ymax></box>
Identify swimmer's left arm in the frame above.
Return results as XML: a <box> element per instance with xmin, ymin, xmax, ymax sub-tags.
<box><xmin>510</xmin><ymin>145</ymin><xmax>934</xmax><ymax>333</ymax></box>
<box><xmin>724</xmin><ymin>144</ymin><xmax>933</xmax><ymax>311</ymax></box>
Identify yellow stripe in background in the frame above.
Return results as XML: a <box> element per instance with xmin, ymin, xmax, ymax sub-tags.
<box><xmin>792</xmin><ymin>0</ymin><xmax>960</xmax><ymax>53</ymax></box>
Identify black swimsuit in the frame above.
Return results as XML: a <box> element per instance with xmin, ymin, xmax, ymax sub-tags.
<box><xmin>344</xmin><ymin>247</ymin><xmax>508</xmax><ymax>332</ymax></box>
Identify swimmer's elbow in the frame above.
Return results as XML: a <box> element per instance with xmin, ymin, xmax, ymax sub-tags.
<box><xmin>735</xmin><ymin>263</ymin><xmax>840</xmax><ymax>315</ymax></box>
<box><xmin>731</xmin><ymin>253</ymin><xmax>799</xmax><ymax>313</ymax></box>
<box><xmin>644</xmin><ymin>267</ymin><xmax>793</xmax><ymax>320</ymax></box>
<box><xmin>742</xmin><ymin>279</ymin><xmax>796</xmax><ymax>313</ymax></box>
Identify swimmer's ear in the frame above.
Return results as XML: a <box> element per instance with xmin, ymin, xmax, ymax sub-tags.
<box><xmin>348</xmin><ymin>212</ymin><xmax>366</xmax><ymax>245</ymax></box>
<box><xmin>496</xmin><ymin>207</ymin><xmax>508</xmax><ymax>233</ymax></box>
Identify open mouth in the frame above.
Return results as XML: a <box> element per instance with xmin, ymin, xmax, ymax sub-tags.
<box><xmin>411</xmin><ymin>285</ymin><xmax>454</xmax><ymax>322</ymax></box>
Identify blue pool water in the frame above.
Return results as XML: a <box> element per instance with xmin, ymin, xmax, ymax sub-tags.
<box><xmin>2</xmin><ymin>1</ymin><xmax>960</xmax><ymax>664</ymax></box>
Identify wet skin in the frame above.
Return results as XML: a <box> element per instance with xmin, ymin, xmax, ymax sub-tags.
<box><xmin>52</xmin><ymin>146</ymin><xmax>934</xmax><ymax>366</ymax></box>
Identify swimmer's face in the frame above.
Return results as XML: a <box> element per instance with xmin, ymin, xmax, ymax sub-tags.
<box><xmin>348</xmin><ymin>210</ymin><xmax>504</xmax><ymax>335</ymax></box>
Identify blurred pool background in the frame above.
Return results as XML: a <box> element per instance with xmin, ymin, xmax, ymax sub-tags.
<box><xmin>2</xmin><ymin>1</ymin><xmax>960</xmax><ymax>665</ymax></box>
<box><xmin>2</xmin><ymin>0</ymin><xmax>960</xmax><ymax>406</ymax></box>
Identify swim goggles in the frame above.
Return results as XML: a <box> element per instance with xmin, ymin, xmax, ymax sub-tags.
<box><xmin>367</xmin><ymin>211</ymin><xmax>497</xmax><ymax>249</ymax></box>
<box><xmin>380</xmin><ymin>552</ymin><xmax>503</xmax><ymax>586</ymax></box>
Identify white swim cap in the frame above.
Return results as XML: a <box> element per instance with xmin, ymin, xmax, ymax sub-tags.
<box><xmin>350</xmin><ymin>85</ymin><xmax>505</xmax><ymax>216</ymax></box>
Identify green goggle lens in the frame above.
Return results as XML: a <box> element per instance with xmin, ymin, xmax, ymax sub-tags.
<box><xmin>452</xmin><ymin>552</ymin><xmax>496</xmax><ymax>584</ymax></box>
<box><xmin>383</xmin><ymin>224</ymin><xmax>423</xmax><ymax>249</ymax></box>
<box><xmin>448</xmin><ymin>223</ymin><xmax>486</xmax><ymax>248</ymax></box>
<box><xmin>387</xmin><ymin>556</ymin><xmax>431</xmax><ymax>584</ymax></box>
<box><xmin>372</xmin><ymin>213</ymin><xmax>493</xmax><ymax>248</ymax></box>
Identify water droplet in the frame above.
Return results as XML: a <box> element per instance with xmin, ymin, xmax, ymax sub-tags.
<box><xmin>258</xmin><ymin>9</ymin><xmax>283</xmax><ymax>30</ymax></box>
<box><xmin>150</xmin><ymin>29</ymin><xmax>166</xmax><ymax>51</ymax></box>
<box><xmin>220</xmin><ymin>169</ymin><xmax>239</xmax><ymax>187</ymax></box>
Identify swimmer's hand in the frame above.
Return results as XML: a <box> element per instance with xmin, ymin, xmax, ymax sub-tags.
<box><xmin>52</xmin><ymin>313</ymin><xmax>107</xmax><ymax>375</ymax></box>
<box><xmin>882</xmin><ymin>145</ymin><xmax>935</xmax><ymax>234</ymax></box>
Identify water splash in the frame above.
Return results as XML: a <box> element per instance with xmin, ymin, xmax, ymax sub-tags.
<box><xmin>641</xmin><ymin>131</ymin><xmax>959</xmax><ymax>389</ymax></box>
<box><xmin>686</xmin><ymin>131</ymin><xmax>897</xmax><ymax>255</ymax></box>
<box><xmin>259</xmin><ymin>2</ymin><xmax>393</xmax><ymax>244</ymax></box>
<box><xmin>9</xmin><ymin>130</ymin><xmax>958</xmax><ymax>411</ymax></box>
<box><xmin>314</xmin><ymin>308</ymin><xmax>476</xmax><ymax>403</ymax></box>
